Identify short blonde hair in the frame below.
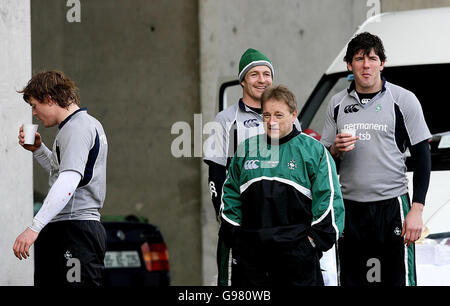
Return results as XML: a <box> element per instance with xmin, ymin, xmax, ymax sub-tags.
<box><xmin>261</xmin><ymin>85</ymin><xmax>297</xmax><ymax>113</ymax></box>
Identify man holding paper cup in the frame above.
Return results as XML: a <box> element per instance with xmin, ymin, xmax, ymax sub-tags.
<box><xmin>22</xmin><ymin>124</ymin><xmax>39</xmax><ymax>145</ymax></box>
<box><xmin>320</xmin><ymin>32</ymin><xmax>431</xmax><ymax>286</ymax></box>
<box><xmin>13</xmin><ymin>71</ymin><xmax>108</xmax><ymax>287</ymax></box>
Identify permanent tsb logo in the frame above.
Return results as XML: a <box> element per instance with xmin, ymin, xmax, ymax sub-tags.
<box><xmin>342</xmin><ymin>122</ymin><xmax>389</xmax><ymax>142</ymax></box>
<box><xmin>343</xmin><ymin>122</ymin><xmax>388</xmax><ymax>133</ymax></box>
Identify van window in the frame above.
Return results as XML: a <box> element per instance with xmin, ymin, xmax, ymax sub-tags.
<box><xmin>307</xmin><ymin>76</ymin><xmax>351</xmax><ymax>134</ymax></box>
<box><xmin>300</xmin><ymin>63</ymin><xmax>450</xmax><ymax>171</ymax></box>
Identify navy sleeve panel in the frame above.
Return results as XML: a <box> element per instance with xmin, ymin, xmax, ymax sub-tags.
<box><xmin>325</xmin><ymin>104</ymin><xmax>341</xmax><ymax>172</ymax></box>
<box><xmin>227</xmin><ymin>124</ymin><xmax>238</xmax><ymax>169</ymax></box>
<box><xmin>78</xmin><ymin>131</ymin><xmax>100</xmax><ymax>188</ymax></box>
<box><xmin>206</xmin><ymin>160</ymin><xmax>227</xmax><ymax>216</ymax></box>
<box><xmin>333</xmin><ymin>105</ymin><xmax>340</xmax><ymax>124</ymax></box>
<box><xmin>395</xmin><ymin>102</ymin><xmax>430</xmax><ymax>204</ymax></box>
<box><xmin>394</xmin><ymin>103</ymin><xmax>411</xmax><ymax>153</ymax></box>
<box><xmin>56</xmin><ymin>145</ymin><xmax>61</xmax><ymax>164</ymax></box>
<box><xmin>409</xmin><ymin>140</ymin><xmax>431</xmax><ymax>205</ymax></box>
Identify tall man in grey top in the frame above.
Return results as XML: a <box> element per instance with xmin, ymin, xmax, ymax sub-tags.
<box><xmin>13</xmin><ymin>71</ymin><xmax>108</xmax><ymax>286</ymax></box>
<box><xmin>321</xmin><ymin>32</ymin><xmax>431</xmax><ymax>286</ymax></box>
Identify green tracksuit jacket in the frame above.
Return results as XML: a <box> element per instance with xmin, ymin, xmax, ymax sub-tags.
<box><xmin>218</xmin><ymin>127</ymin><xmax>344</xmax><ymax>285</ymax></box>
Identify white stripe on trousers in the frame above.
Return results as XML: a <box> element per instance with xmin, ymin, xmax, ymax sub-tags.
<box><xmin>228</xmin><ymin>248</ymin><xmax>232</xmax><ymax>286</ymax></box>
<box><xmin>397</xmin><ymin>195</ymin><xmax>410</xmax><ymax>286</ymax></box>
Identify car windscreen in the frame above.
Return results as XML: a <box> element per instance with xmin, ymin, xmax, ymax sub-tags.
<box><xmin>299</xmin><ymin>63</ymin><xmax>450</xmax><ymax>171</ymax></box>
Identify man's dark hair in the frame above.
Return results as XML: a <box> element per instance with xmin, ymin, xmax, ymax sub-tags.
<box><xmin>344</xmin><ymin>32</ymin><xmax>386</xmax><ymax>63</ymax></box>
<box><xmin>18</xmin><ymin>70</ymin><xmax>80</xmax><ymax>108</ymax></box>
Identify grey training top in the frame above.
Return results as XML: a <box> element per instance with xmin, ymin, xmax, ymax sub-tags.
<box><xmin>320</xmin><ymin>80</ymin><xmax>431</xmax><ymax>202</ymax></box>
<box><xmin>49</xmin><ymin>108</ymin><xmax>108</xmax><ymax>222</ymax></box>
<box><xmin>204</xmin><ymin>99</ymin><xmax>301</xmax><ymax>167</ymax></box>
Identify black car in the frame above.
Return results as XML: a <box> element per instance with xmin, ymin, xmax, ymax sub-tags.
<box><xmin>33</xmin><ymin>198</ymin><xmax>170</xmax><ymax>286</ymax></box>
<box><xmin>101</xmin><ymin>215</ymin><xmax>171</xmax><ymax>286</ymax></box>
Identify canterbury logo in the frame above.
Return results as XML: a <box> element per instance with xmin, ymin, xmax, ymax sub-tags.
<box><xmin>344</xmin><ymin>104</ymin><xmax>360</xmax><ymax>113</ymax></box>
<box><xmin>243</xmin><ymin>119</ymin><xmax>260</xmax><ymax>128</ymax></box>
<box><xmin>244</xmin><ymin>160</ymin><xmax>260</xmax><ymax>170</ymax></box>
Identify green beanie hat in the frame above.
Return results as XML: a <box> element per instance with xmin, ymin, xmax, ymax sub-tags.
<box><xmin>238</xmin><ymin>48</ymin><xmax>274</xmax><ymax>82</ymax></box>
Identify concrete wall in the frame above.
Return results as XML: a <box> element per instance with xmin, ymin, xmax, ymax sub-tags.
<box><xmin>30</xmin><ymin>0</ymin><xmax>201</xmax><ymax>285</ymax></box>
<box><xmin>199</xmin><ymin>0</ymin><xmax>373</xmax><ymax>285</ymax></box>
<box><xmin>0</xmin><ymin>0</ymin><xmax>33</xmax><ymax>285</ymax></box>
<box><xmin>382</xmin><ymin>0</ymin><xmax>450</xmax><ymax>11</ymax></box>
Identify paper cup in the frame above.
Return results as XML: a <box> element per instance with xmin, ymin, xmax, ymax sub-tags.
<box><xmin>23</xmin><ymin>124</ymin><xmax>38</xmax><ymax>145</ymax></box>
<box><xmin>340</xmin><ymin>128</ymin><xmax>356</xmax><ymax>149</ymax></box>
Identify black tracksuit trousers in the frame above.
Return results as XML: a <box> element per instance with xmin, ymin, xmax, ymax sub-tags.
<box><xmin>34</xmin><ymin>220</ymin><xmax>107</xmax><ymax>287</ymax></box>
<box><xmin>338</xmin><ymin>194</ymin><xmax>417</xmax><ymax>286</ymax></box>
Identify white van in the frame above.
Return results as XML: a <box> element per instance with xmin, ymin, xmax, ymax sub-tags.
<box><xmin>298</xmin><ymin>7</ymin><xmax>450</xmax><ymax>285</ymax></box>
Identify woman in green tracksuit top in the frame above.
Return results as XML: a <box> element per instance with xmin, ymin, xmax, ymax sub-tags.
<box><xmin>218</xmin><ymin>85</ymin><xmax>344</xmax><ymax>286</ymax></box>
